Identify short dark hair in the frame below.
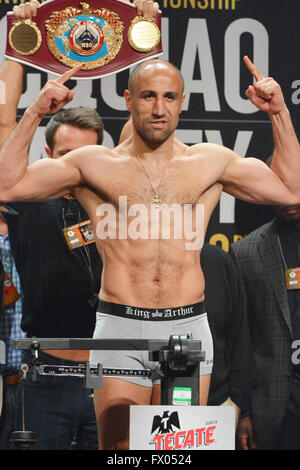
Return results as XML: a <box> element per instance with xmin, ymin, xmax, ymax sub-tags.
<box><xmin>45</xmin><ymin>107</ymin><xmax>104</xmax><ymax>151</ymax></box>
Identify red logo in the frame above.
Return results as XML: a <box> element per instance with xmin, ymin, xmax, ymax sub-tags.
<box><xmin>150</xmin><ymin>411</ymin><xmax>216</xmax><ymax>450</ymax></box>
<box><xmin>151</xmin><ymin>425</ymin><xmax>216</xmax><ymax>450</ymax></box>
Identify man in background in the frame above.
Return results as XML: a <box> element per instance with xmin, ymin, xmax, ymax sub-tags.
<box><xmin>0</xmin><ymin>209</ymin><xmax>25</xmax><ymax>449</ymax></box>
<box><xmin>201</xmin><ymin>243</ymin><xmax>254</xmax><ymax>426</ymax></box>
<box><xmin>231</xmin><ymin>189</ymin><xmax>300</xmax><ymax>449</ymax></box>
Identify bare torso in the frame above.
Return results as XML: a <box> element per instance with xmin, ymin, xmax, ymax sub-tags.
<box><xmin>74</xmin><ymin>139</ymin><xmax>223</xmax><ymax>308</ymax></box>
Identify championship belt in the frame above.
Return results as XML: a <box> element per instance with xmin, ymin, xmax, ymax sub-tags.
<box><xmin>5</xmin><ymin>0</ymin><xmax>162</xmax><ymax>79</ymax></box>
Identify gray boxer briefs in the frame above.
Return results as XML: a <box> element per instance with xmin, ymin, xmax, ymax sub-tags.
<box><xmin>90</xmin><ymin>300</ymin><xmax>214</xmax><ymax>387</ymax></box>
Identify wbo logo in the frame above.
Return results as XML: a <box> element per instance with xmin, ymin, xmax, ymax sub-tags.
<box><xmin>150</xmin><ymin>410</ymin><xmax>217</xmax><ymax>450</ymax></box>
<box><xmin>69</xmin><ymin>20</ymin><xmax>104</xmax><ymax>56</ymax></box>
<box><xmin>46</xmin><ymin>3</ymin><xmax>124</xmax><ymax>70</ymax></box>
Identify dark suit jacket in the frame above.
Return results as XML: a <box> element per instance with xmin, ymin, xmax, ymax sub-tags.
<box><xmin>201</xmin><ymin>243</ymin><xmax>254</xmax><ymax>412</ymax></box>
<box><xmin>230</xmin><ymin>219</ymin><xmax>293</xmax><ymax>450</ymax></box>
<box><xmin>0</xmin><ymin>259</ymin><xmax>3</xmax><ymax>312</ymax></box>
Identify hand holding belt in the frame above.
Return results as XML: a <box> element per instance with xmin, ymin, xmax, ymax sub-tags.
<box><xmin>5</xmin><ymin>0</ymin><xmax>162</xmax><ymax>79</ymax></box>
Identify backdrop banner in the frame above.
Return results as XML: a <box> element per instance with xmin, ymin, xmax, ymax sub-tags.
<box><xmin>0</xmin><ymin>0</ymin><xmax>299</xmax><ymax>248</ymax></box>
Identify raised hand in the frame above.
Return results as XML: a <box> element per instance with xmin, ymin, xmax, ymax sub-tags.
<box><xmin>244</xmin><ymin>55</ymin><xmax>286</xmax><ymax>115</ymax></box>
<box><xmin>12</xmin><ymin>0</ymin><xmax>40</xmax><ymax>20</ymax></box>
<box><xmin>133</xmin><ymin>0</ymin><xmax>159</xmax><ymax>20</ymax></box>
<box><xmin>30</xmin><ymin>64</ymin><xmax>82</xmax><ymax>117</ymax></box>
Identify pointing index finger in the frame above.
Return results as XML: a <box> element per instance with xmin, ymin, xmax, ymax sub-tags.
<box><xmin>243</xmin><ymin>55</ymin><xmax>264</xmax><ymax>81</ymax></box>
<box><xmin>56</xmin><ymin>64</ymin><xmax>83</xmax><ymax>84</ymax></box>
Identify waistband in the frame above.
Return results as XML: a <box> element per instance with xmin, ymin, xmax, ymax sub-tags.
<box><xmin>97</xmin><ymin>299</ymin><xmax>206</xmax><ymax>321</ymax></box>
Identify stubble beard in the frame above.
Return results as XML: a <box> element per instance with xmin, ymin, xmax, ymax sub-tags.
<box><xmin>134</xmin><ymin>119</ymin><xmax>175</xmax><ymax>147</ymax></box>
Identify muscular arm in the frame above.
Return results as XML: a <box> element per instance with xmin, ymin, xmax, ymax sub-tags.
<box><xmin>0</xmin><ymin>1</ymin><xmax>41</xmax><ymax>163</ymax></box>
<box><xmin>0</xmin><ymin>63</ymin><xmax>81</xmax><ymax>198</ymax></box>
<box><xmin>269</xmin><ymin>107</ymin><xmax>300</xmax><ymax>194</ymax></box>
<box><xmin>220</xmin><ymin>57</ymin><xmax>300</xmax><ymax>205</ymax></box>
<box><xmin>0</xmin><ymin>1</ymin><xmax>46</xmax><ymax>191</ymax></box>
<box><xmin>219</xmin><ymin>148</ymin><xmax>297</xmax><ymax>205</ymax></box>
<box><xmin>0</xmin><ymin>149</ymin><xmax>84</xmax><ymax>202</ymax></box>
<box><xmin>0</xmin><ymin>60</ymin><xmax>24</xmax><ymax>147</ymax></box>
<box><xmin>0</xmin><ymin>106</ymin><xmax>42</xmax><ymax>192</ymax></box>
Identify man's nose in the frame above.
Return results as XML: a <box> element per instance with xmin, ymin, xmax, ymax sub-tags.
<box><xmin>152</xmin><ymin>98</ymin><xmax>165</xmax><ymax>117</ymax></box>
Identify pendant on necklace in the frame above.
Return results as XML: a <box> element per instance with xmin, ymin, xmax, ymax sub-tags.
<box><xmin>152</xmin><ymin>193</ymin><xmax>162</xmax><ymax>207</ymax></box>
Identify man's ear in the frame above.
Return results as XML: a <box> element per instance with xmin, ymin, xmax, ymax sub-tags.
<box><xmin>179</xmin><ymin>93</ymin><xmax>186</xmax><ymax>114</ymax></box>
<box><xmin>45</xmin><ymin>146</ymin><xmax>52</xmax><ymax>158</ymax></box>
<box><xmin>124</xmin><ymin>89</ymin><xmax>132</xmax><ymax>112</ymax></box>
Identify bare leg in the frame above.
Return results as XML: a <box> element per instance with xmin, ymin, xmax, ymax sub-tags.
<box><xmin>94</xmin><ymin>374</ymin><xmax>211</xmax><ymax>449</ymax></box>
<box><xmin>93</xmin><ymin>377</ymin><xmax>153</xmax><ymax>450</ymax></box>
<box><xmin>151</xmin><ymin>384</ymin><xmax>161</xmax><ymax>405</ymax></box>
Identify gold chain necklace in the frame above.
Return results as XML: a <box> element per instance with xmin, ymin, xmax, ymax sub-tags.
<box><xmin>135</xmin><ymin>151</ymin><xmax>170</xmax><ymax>207</ymax></box>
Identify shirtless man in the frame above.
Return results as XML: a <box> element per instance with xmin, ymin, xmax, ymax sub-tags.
<box><xmin>0</xmin><ymin>0</ymin><xmax>159</xmax><ymax>450</ymax></box>
<box><xmin>0</xmin><ymin>55</ymin><xmax>300</xmax><ymax>450</ymax></box>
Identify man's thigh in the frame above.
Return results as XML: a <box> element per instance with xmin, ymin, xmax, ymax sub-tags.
<box><xmin>94</xmin><ymin>373</ymin><xmax>211</xmax><ymax>450</ymax></box>
<box><xmin>93</xmin><ymin>377</ymin><xmax>153</xmax><ymax>450</ymax></box>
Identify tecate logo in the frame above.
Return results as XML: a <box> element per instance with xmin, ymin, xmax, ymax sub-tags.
<box><xmin>150</xmin><ymin>410</ymin><xmax>216</xmax><ymax>450</ymax></box>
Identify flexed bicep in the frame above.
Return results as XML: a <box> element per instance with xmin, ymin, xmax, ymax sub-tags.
<box><xmin>0</xmin><ymin>155</ymin><xmax>82</xmax><ymax>202</ymax></box>
<box><xmin>220</xmin><ymin>153</ymin><xmax>298</xmax><ymax>206</ymax></box>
